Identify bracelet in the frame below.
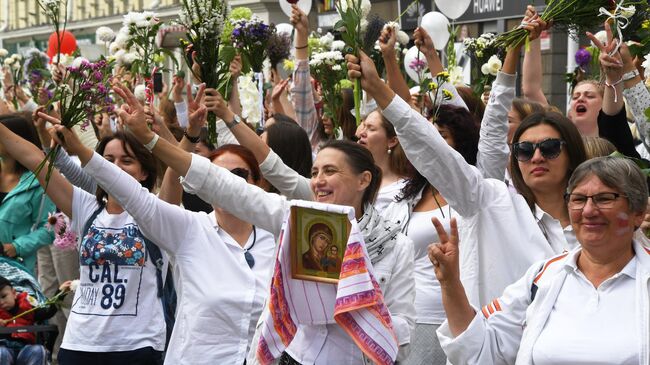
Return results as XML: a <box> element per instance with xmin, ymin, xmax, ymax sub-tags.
<box><xmin>144</xmin><ymin>133</ymin><xmax>160</xmax><ymax>152</ymax></box>
<box><xmin>622</xmin><ymin>69</ymin><xmax>640</xmax><ymax>82</ymax></box>
<box><xmin>295</xmin><ymin>44</ymin><xmax>308</xmax><ymax>50</ymax></box>
<box><xmin>604</xmin><ymin>77</ymin><xmax>624</xmax><ymax>103</ymax></box>
<box><xmin>183</xmin><ymin>130</ymin><xmax>201</xmax><ymax>143</ymax></box>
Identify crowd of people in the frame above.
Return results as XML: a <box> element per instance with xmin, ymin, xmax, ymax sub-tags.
<box><xmin>0</xmin><ymin>3</ymin><xmax>649</xmax><ymax>365</ymax></box>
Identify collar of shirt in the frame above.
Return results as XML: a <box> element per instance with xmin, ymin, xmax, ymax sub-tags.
<box><xmin>563</xmin><ymin>248</ymin><xmax>637</xmax><ymax>280</ymax></box>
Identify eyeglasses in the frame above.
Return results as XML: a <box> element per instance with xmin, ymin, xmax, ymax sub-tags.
<box><xmin>512</xmin><ymin>138</ymin><xmax>566</xmax><ymax>162</ymax></box>
<box><xmin>230</xmin><ymin>168</ymin><xmax>250</xmax><ymax>181</ymax></box>
<box><xmin>564</xmin><ymin>192</ymin><xmax>628</xmax><ymax>210</ymax></box>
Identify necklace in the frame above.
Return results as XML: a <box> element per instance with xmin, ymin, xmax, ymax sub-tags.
<box><xmin>243</xmin><ymin>226</ymin><xmax>257</xmax><ymax>269</ymax></box>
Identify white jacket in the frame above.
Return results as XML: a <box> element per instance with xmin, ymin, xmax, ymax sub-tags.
<box><xmin>438</xmin><ymin>241</ymin><xmax>650</xmax><ymax>365</ymax></box>
<box><xmin>381</xmin><ymin>94</ymin><xmax>572</xmax><ymax>308</ymax></box>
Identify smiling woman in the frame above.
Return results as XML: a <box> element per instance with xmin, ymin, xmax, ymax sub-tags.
<box><xmin>434</xmin><ymin>156</ymin><xmax>650</xmax><ymax>365</ymax></box>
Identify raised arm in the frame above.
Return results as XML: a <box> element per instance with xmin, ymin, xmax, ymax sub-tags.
<box><xmin>622</xmin><ymin>54</ymin><xmax>650</xmax><ymax>151</ymax></box>
<box><xmin>158</xmin><ymin>84</ymin><xmax>207</xmax><ymax>205</ymax></box>
<box><xmin>289</xmin><ymin>5</ymin><xmax>321</xmax><ymax>151</ymax></box>
<box><xmin>521</xmin><ymin>6</ymin><xmax>549</xmax><ymax>105</ymax></box>
<box><xmin>0</xmin><ymin>120</ymin><xmax>73</xmax><ymax>218</ymax></box>
<box><xmin>112</xmin><ymin>84</ymin><xmax>288</xmax><ymax>235</ymax></box>
<box><xmin>347</xmin><ymin>52</ymin><xmax>494</xmax><ymax>218</ymax></box>
<box><xmin>379</xmin><ymin>26</ymin><xmax>411</xmax><ymax>104</ymax></box>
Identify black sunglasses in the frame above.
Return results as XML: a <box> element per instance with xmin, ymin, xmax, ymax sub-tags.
<box><xmin>512</xmin><ymin>138</ymin><xmax>566</xmax><ymax>162</ymax></box>
<box><xmin>230</xmin><ymin>168</ymin><xmax>250</xmax><ymax>181</ymax></box>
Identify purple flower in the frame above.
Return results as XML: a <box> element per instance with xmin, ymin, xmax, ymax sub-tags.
<box><xmin>575</xmin><ymin>48</ymin><xmax>591</xmax><ymax>68</ymax></box>
<box><xmin>80</xmin><ymin>81</ymin><xmax>93</xmax><ymax>91</ymax></box>
<box><xmin>409</xmin><ymin>58</ymin><xmax>426</xmax><ymax>73</ymax></box>
<box><xmin>93</xmin><ymin>71</ymin><xmax>103</xmax><ymax>81</ymax></box>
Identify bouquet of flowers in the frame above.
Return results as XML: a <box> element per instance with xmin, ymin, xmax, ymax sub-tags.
<box><xmin>122</xmin><ymin>12</ymin><xmax>177</xmax><ymax>78</ymax></box>
<box><xmin>231</xmin><ymin>16</ymin><xmax>275</xmax><ymax>74</ymax></box>
<box><xmin>494</xmin><ymin>0</ymin><xmax>648</xmax><ymax>49</ymax></box>
<box><xmin>23</xmin><ymin>49</ymin><xmax>53</xmax><ymax>102</ymax></box>
<box><xmin>368</xmin><ymin>21</ymin><xmax>409</xmax><ymax>79</ymax></box>
<box><xmin>310</xmin><ymin>48</ymin><xmax>347</xmax><ymax>128</ymax></box>
<box><xmin>35</xmin><ymin>59</ymin><xmax>114</xmax><ymax>188</ymax></box>
<box><xmin>37</xmin><ymin>0</ymin><xmax>68</xmax><ymax>61</ymax></box>
<box><xmin>334</xmin><ymin>0</ymin><xmax>372</xmax><ymax>125</ymax></box>
<box><xmin>178</xmin><ymin>0</ymin><xmax>230</xmax><ymax>144</ymax></box>
<box><xmin>3</xmin><ymin>54</ymin><xmax>24</xmax><ymax>110</ymax></box>
<box><xmin>221</xmin><ymin>7</ymin><xmax>253</xmax><ymax>43</ymax></box>
<box><xmin>565</xmin><ymin>46</ymin><xmax>600</xmax><ymax>93</ymax></box>
<box><xmin>267</xmin><ymin>32</ymin><xmax>292</xmax><ymax>72</ymax></box>
<box><xmin>463</xmin><ymin>32</ymin><xmax>504</xmax><ymax>96</ymax></box>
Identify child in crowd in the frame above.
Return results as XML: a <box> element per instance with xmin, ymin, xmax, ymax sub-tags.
<box><xmin>0</xmin><ymin>275</ymin><xmax>70</xmax><ymax>365</ymax></box>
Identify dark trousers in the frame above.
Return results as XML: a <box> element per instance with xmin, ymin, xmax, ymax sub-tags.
<box><xmin>58</xmin><ymin>346</ymin><xmax>163</xmax><ymax>365</ymax></box>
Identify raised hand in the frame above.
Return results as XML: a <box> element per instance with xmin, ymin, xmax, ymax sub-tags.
<box><xmin>428</xmin><ymin>217</ymin><xmax>460</xmax><ymax>285</ymax></box>
<box><xmin>204</xmin><ymin>88</ymin><xmax>232</xmax><ymax>121</ymax></box>
<box><xmin>230</xmin><ymin>54</ymin><xmax>243</xmax><ymax>80</ymax></box>
<box><xmin>290</xmin><ymin>4</ymin><xmax>308</xmax><ymax>35</ymax></box>
<box><xmin>36</xmin><ymin>112</ymin><xmax>87</xmax><ymax>158</ymax></box>
<box><xmin>187</xmin><ymin>84</ymin><xmax>207</xmax><ymax>131</ymax></box>
<box><xmin>346</xmin><ymin>52</ymin><xmax>382</xmax><ymax>92</ymax></box>
<box><xmin>378</xmin><ymin>25</ymin><xmax>397</xmax><ymax>57</ymax></box>
<box><xmin>521</xmin><ymin>5</ymin><xmax>550</xmax><ymax>41</ymax></box>
<box><xmin>414</xmin><ymin>27</ymin><xmax>436</xmax><ymax>55</ymax></box>
<box><xmin>112</xmin><ymin>83</ymin><xmax>154</xmax><ymax>145</ymax></box>
<box><xmin>587</xmin><ymin>22</ymin><xmax>623</xmax><ymax>83</ymax></box>
<box><xmin>171</xmin><ymin>75</ymin><xmax>185</xmax><ymax>103</ymax></box>
<box><xmin>271</xmin><ymin>79</ymin><xmax>290</xmax><ymax>102</ymax></box>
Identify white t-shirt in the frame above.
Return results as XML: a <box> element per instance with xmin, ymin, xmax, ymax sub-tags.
<box><xmin>61</xmin><ymin>187</ymin><xmax>166</xmax><ymax>352</ymax></box>
<box><xmin>408</xmin><ymin>209</ymin><xmax>449</xmax><ymax>324</ymax></box>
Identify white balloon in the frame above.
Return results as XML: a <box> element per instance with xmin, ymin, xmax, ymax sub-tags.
<box><xmin>434</xmin><ymin>0</ymin><xmax>471</xmax><ymax>20</ymax></box>
<box><xmin>276</xmin><ymin>23</ymin><xmax>294</xmax><ymax>36</ymax></box>
<box><xmin>279</xmin><ymin>0</ymin><xmax>312</xmax><ymax>18</ymax></box>
<box><xmin>420</xmin><ymin>12</ymin><xmax>450</xmax><ymax>50</ymax></box>
<box><xmin>403</xmin><ymin>46</ymin><xmax>428</xmax><ymax>83</ymax></box>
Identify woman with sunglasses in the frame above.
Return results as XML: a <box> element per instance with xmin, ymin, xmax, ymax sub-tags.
<box><xmin>432</xmin><ymin>156</ymin><xmax>650</xmax><ymax>364</ymax></box>
<box><xmin>346</xmin><ymin>48</ymin><xmax>587</xmax><ymax>309</ymax></box>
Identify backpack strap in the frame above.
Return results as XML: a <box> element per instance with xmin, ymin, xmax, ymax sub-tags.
<box><xmin>83</xmin><ymin>202</ymin><xmax>164</xmax><ymax>297</ymax></box>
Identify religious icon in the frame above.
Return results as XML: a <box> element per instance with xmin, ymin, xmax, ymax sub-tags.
<box><xmin>290</xmin><ymin>206</ymin><xmax>350</xmax><ymax>284</ymax></box>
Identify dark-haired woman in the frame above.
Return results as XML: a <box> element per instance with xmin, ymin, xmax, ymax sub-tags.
<box><xmin>0</xmin><ymin>124</ymin><xmax>166</xmax><ymax>364</ymax></box>
<box><xmin>107</xmin><ymin>83</ymin><xmax>415</xmax><ymax>364</ymax></box>
<box><xmin>348</xmin><ymin>34</ymin><xmax>588</xmax><ymax>312</ymax></box>
<box><xmin>0</xmin><ymin>114</ymin><xmax>55</xmax><ymax>276</ymax></box>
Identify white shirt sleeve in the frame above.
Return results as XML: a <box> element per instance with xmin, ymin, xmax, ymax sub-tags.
<box><xmin>381</xmin><ymin>95</ymin><xmax>495</xmax><ymax>218</ymax></box>
<box><xmin>82</xmin><ymin>152</ymin><xmax>195</xmax><ymax>254</ymax></box>
<box><xmin>216</xmin><ymin>120</ymin><xmax>239</xmax><ymax>146</ymax></box>
<box><xmin>622</xmin><ymin>81</ymin><xmax>650</xmax><ymax>152</ymax></box>
<box><xmin>476</xmin><ymin>72</ymin><xmax>516</xmax><ymax>181</ymax></box>
<box><xmin>181</xmin><ymin>153</ymin><xmax>289</xmax><ymax>236</ymax></box>
<box><xmin>258</xmin><ymin>150</ymin><xmax>313</xmax><ymax>201</ymax></box>
<box><xmin>437</xmin><ymin>261</ymin><xmax>542</xmax><ymax>365</ymax></box>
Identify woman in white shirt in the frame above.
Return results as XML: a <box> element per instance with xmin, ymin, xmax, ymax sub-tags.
<box><xmin>431</xmin><ymin>156</ymin><xmax>650</xmax><ymax>364</ymax></box>
<box><xmin>0</xmin><ymin>126</ymin><xmax>166</xmax><ymax>365</ymax></box>
<box><xmin>346</xmin><ymin>47</ymin><xmax>587</xmax><ymax>309</ymax></box>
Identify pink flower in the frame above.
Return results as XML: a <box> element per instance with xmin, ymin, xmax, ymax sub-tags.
<box><xmin>46</xmin><ymin>212</ymin><xmax>78</xmax><ymax>251</ymax></box>
<box><xmin>409</xmin><ymin>58</ymin><xmax>427</xmax><ymax>73</ymax></box>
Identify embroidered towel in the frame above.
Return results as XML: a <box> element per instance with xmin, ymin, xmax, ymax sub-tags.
<box><xmin>257</xmin><ymin>200</ymin><xmax>398</xmax><ymax>365</ymax></box>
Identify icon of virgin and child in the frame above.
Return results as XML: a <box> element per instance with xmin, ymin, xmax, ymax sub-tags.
<box><xmin>302</xmin><ymin>223</ymin><xmax>342</xmax><ymax>273</ymax></box>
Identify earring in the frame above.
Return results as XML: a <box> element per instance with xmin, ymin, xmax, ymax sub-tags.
<box><xmin>387</xmin><ymin>148</ymin><xmax>392</xmax><ymax>155</ymax></box>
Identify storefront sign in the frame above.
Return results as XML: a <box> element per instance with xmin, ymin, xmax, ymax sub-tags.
<box><xmin>456</xmin><ymin>0</ymin><xmax>529</xmax><ymax>22</ymax></box>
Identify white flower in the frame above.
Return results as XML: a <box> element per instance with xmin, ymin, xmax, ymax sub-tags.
<box><xmin>642</xmin><ymin>54</ymin><xmax>650</xmax><ymax>73</ymax></box>
<box><xmin>123</xmin><ymin>12</ymin><xmax>143</xmax><ymax>27</ymax></box>
<box><xmin>591</xmin><ymin>30</ymin><xmax>608</xmax><ymax>47</ymax></box>
<box><xmin>3</xmin><ymin>57</ymin><xmax>14</xmax><ymax>66</ymax></box>
<box><xmin>338</xmin><ymin>0</ymin><xmax>370</xmax><ymax>17</ymax></box>
<box><xmin>238</xmin><ymin>73</ymin><xmax>262</xmax><ymax>126</ymax></box>
<box><xmin>70</xmin><ymin>279</ymin><xmax>80</xmax><ymax>292</ymax></box>
<box><xmin>0</xmin><ymin>48</ymin><xmax>7</xmax><ymax>58</ymax></box>
<box><xmin>319</xmin><ymin>33</ymin><xmax>334</xmax><ymax>47</ymax></box>
<box><xmin>109</xmin><ymin>42</ymin><xmax>121</xmax><ymax>55</ymax></box>
<box><xmin>11</xmin><ymin>62</ymin><xmax>20</xmax><ymax>70</ymax></box>
<box><xmin>12</xmin><ymin>54</ymin><xmax>22</xmax><ymax>61</ymax></box>
<box><xmin>96</xmin><ymin>26</ymin><xmax>116</xmax><ymax>43</ymax></box>
<box><xmin>360</xmin><ymin>18</ymin><xmax>368</xmax><ymax>33</ymax></box>
<box><xmin>134</xmin><ymin>84</ymin><xmax>147</xmax><ymax>101</ymax></box>
<box><xmin>331</xmin><ymin>40</ymin><xmax>346</xmax><ymax>51</ymax></box>
<box><xmin>620</xmin><ymin>5</ymin><xmax>635</xmax><ymax>18</ymax></box>
<box><xmin>397</xmin><ymin>31</ymin><xmax>409</xmax><ymax>46</ymax></box>
<box><xmin>71</xmin><ymin>57</ymin><xmax>89</xmax><ymax>69</ymax></box>
<box><xmin>360</xmin><ymin>0</ymin><xmax>371</xmax><ymax>17</ymax></box>
<box><xmin>112</xmin><ymin>49</ymin><xmax>126</xmax><ymax>64</ymax></box>
<box><xmin>332</xmin><ymin>64</ymin><xmax>342</xmax><ymax>71</ymax></box>
<box><xmin>448</xmin><ymin>65</ymin><xmax>465</xmax><ymax>86</ymax></box>
<box><xmin>114</xmin><ymin>29</ymin><xmax>130</xmax><ymax>49</ymax></box>
<box><xmin>122</xmin><ymin>52</ymin><xmax>138</xmax><ymax>65</ymax></box>
<box><xmin>53</xmin><ymin>54</ymin><xmax>74</xmax><ymax>66</ymax></box>
<box><xmin>482</xmin><ymin>55</ymin><xmax>502</xmax><ymax>76</ymax></box>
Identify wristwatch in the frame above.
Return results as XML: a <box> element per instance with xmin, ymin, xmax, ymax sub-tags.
<box><xmin>622</xmin><ymin>69</ymin><xmax>640</xmax><ymax>82</ymax></box>
<box><xmin>225</xmin><ymin>114</ymin><xmax>242</xmax><ymax>129</ymax></box>
<box><xmin>183</xmin><ymin>130</ymin><xmax>201</xmax><ymax>143</ymax></box>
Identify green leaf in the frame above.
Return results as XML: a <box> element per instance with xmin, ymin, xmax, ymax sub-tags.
<box><xmin>645</xmin><ymin>107</ymin><xmax>650</xmax><ymax>121</ymax></box>
<box><xmin>220</xmin><ymin>45</ymin><xmax>236</xmax><ymax>65</ymax></box>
